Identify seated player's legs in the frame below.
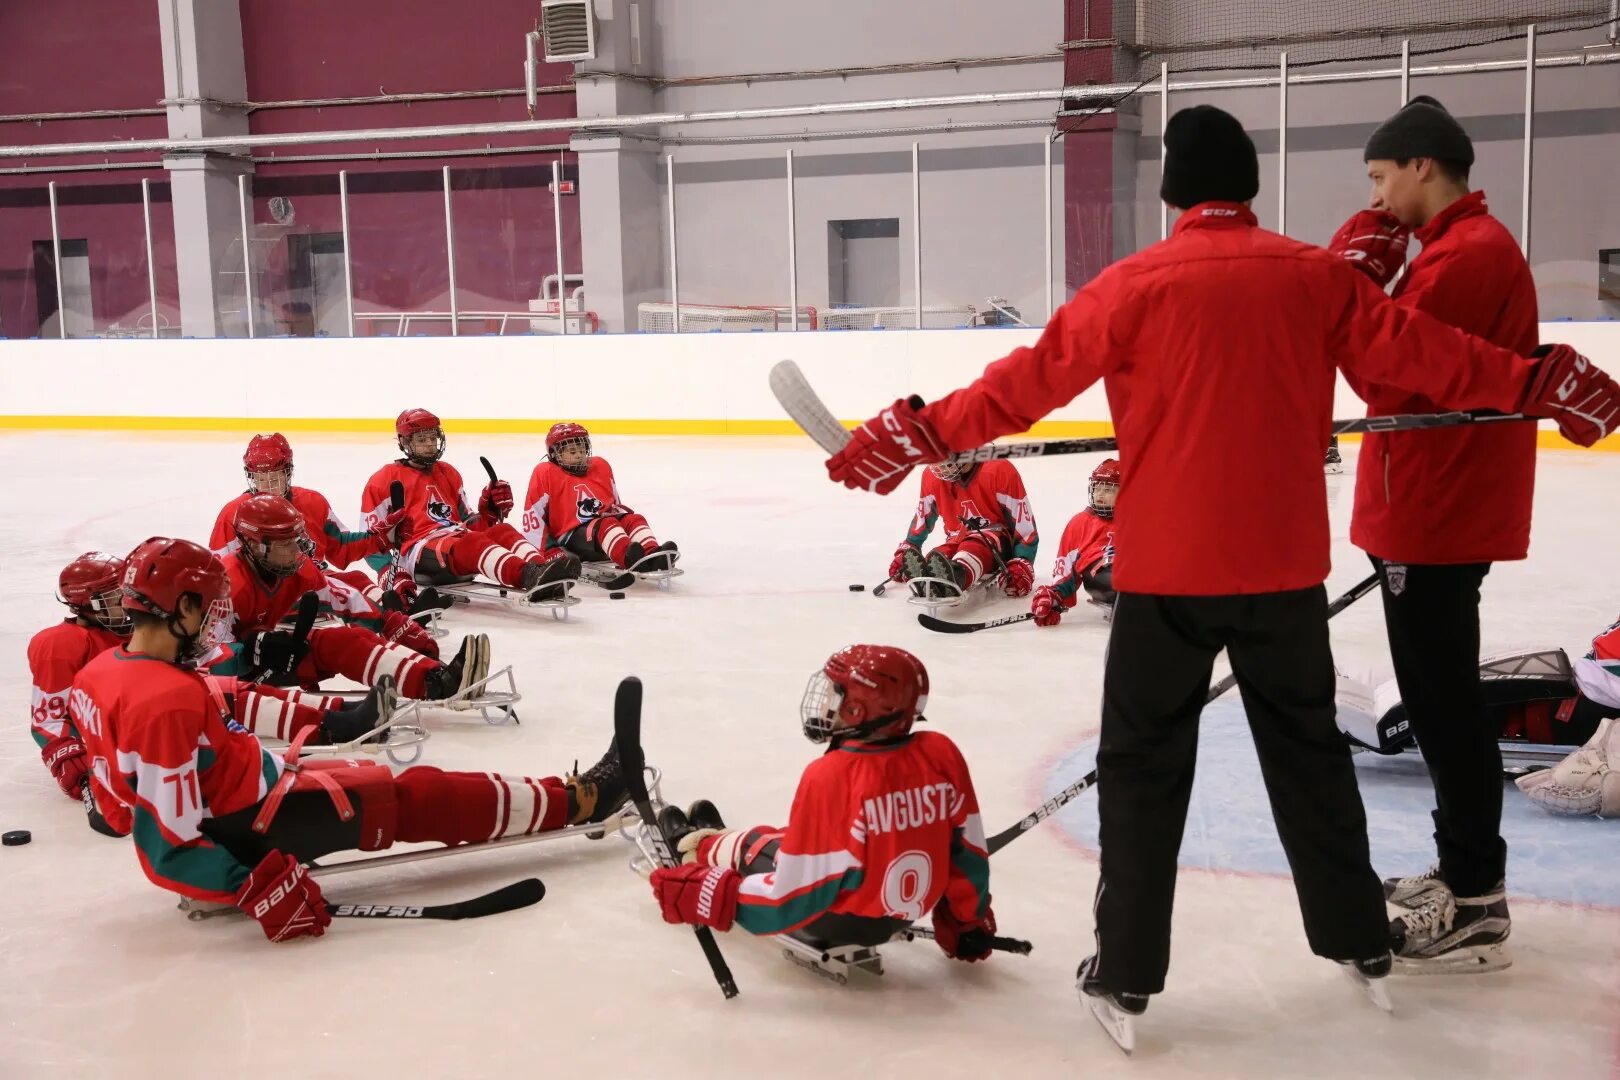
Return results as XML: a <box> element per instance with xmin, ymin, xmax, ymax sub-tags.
<box><xmin>417</xmin><ymin>527</ymin><xmax>579</xmax><ymax>597</ymax></box>
<box><xmin>1082</xmin><ymin>563</ymin><xmax>1117</xmax><ymax>606</ymax></box>
<box><xmin>925</xmin><ymin>532</ymin><xmax>1005</xmax><ymax>591</ymax></box>
<box><xmin>299</xmin><ymin>624</ymin><xmax>487</xmax><ymax>702</ymax></box>
<box><xmin>562</xmin><ymin>513</ymin><xmax>666</xmax><ymax>569</ymax></box>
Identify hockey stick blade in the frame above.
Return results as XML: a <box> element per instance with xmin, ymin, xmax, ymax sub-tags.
<box><xmin>918</xmin><ymin>611</ymin><xmax>1035</xmax><ymax>634</ymax></box>
<box><xmin>330</xmin><ymin>877</ymin><xmax>545</xmax><ymax>921</ymax></box>
<box><xmin>904</xmin><ymin>925</ymin><xmax>1034</xmax><ymax>955</ymax></box>
<box><xmin>983</xmin><ymin>571</ymin><xmax>1381</xmax><ymax>854</ymax></box>
<box><xmin>769</xmin><ymin>359</ymin><xmax>851</xmax><ymax>455</ymax></box>
<box><xmin>614</xmin><ymin>676</ymin><xmax>740</xmax><ymax>1000</ymax></box>
<box><xmin>872</xmin><ymin>576</ymin><xmax>894</xmax><ymax>597</ymax></box>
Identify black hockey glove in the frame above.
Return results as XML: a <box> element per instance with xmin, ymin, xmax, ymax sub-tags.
<box><xmin>244</xmin><ymin>629</ymin><xmax>309</xmax><ymax>684</ymax></box>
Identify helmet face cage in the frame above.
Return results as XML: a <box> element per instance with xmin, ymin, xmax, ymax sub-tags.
<box><xmin>1089</xmin><ymin>478</ymin><xmax>1119</xmax><ymax>518</ymax></box>
<box><xmin>80</xmin><ymin>588</ymin><xmax>132</xmax><ymax>635</ymax></box>
<box><xmin>799</xmin><ymin>670</ymin><xmax>846</xmax><ymax>744</ymax></box>
<box><xmin>185</xmin><ymin>596</ymin><xmax>234</xmax><ymax>666</ymax></box>
<box><xmin>245</xmin><ymin>465</ymin><xmax>293</xmax><ymax>497</ymax></box>
<box><xmin>548</xmin><ymin>435</ymin><xmax>592</xmax><ymax>476</ymax></box>
<box><xmin>239</xmin><ymin>518</ymin><xmax>311</xmax><ymax>579</ymax></box>
<box><xmin>398</xmin><ymin>428</ymin><xmax>446</xmax><ymax>466</ymax></box>
<box><xmin>930</xmin><ymin>458</ymin><xmax>974</xmax><ymax>485</ymax></box>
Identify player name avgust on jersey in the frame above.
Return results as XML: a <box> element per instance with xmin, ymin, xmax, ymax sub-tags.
<box><xmin>862</xmin><ymin>781</ymin><xmax>961</xmax><ymax>837</ymax></box>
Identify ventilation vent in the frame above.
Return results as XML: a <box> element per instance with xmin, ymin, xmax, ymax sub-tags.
<box><xmin>541</xmin><ymin>0</ymin><xmax>597</xmax><ymax>62</ymax></box>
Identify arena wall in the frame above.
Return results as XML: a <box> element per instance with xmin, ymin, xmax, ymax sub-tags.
<box><xmin>1</xmin><ymin>323</ymin><xmax>1617</xmax><ymax>450</ymax></box>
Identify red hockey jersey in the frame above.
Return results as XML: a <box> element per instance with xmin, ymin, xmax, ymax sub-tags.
<box><xmin>522</xmin><ymin>458</ymin><xmax>627</xmax><ymax>548</ymax></box>
<box><xmin>904</xmin><ymin>460</ymin><xmax>1038</xmax><ymax>563</ymax></box>
<box><xmin>1048</xmin><ymin>509</ymin><xmax>1115</xmax><ymax>608</ymax></box>
<box><xmin>1574</xmin><ymin>616</ymin><xmax>1620</xmax><ymax>711</ymax></box>
<box><xmin>28</xmin><ymin>620</ymin><xmax>124</xmax><ymax>749</ymax></box>
<box><xmin>71</xmin><ymin>648</ymin><xmax>282</xmax><ymax>901</ymax></box>
<box><xmin>216</xmin><ymin>552</ymin><xmax>382</xmax><ymax>672</ymax></box>
<box><xmin>731</xmin><ymin>730</ymin><xmax>990</xmax><ymax>936</ymax></box>
<box><xmin>359</xmin><ymin>460</ymin><xmax>482</xmax><ymax>551</ymax></box>
<box><xmin>210</xmin><ymin>487</ymin><xmax>379</xmax><ymax>570</ymax></box>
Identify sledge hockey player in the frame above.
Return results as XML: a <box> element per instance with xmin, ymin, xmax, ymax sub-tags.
<box><xmin>888</xmin><ymin>456</ymin><xmax>1037</xmax><ymax>601</ymax></box>
<box><xmin>522</xmin><ymin>422</ymin><xmax>679</xmax><ymax>573</ymax></box>
<box><xmin>70</xmin><ymin>537</ymin><xmax>629</xmax><ymax>942</ymax></box>
<box><xmin>28</xmin><ymin>552</ymin><xmax>392</xmax><ymax>821</ymax></box>
<box><xmin>1031</xmin><ymin>458</ymin><xmax>1119</xmax><ymax>627</ymax></box>
<box><xmin>361</xmin><ymin>408</ymin><xmax>579</xmax><ymax>603</ymax></box>
<box><xmin>647</xmin><ymin>645</ymin><xmax>998</xmax><ymax>966</ymax></box>
<box><xmin>219</xmin><ymin>495</ymin><xmax>488</xmax><ymax>703</ymax></box>
<box><xmin>822</xmin><ymin>104</ymin><xmax>1616</xmax><ymax>1045</ymax></box>
<box><xmin>209</xmin><ymin>433</ymin><xmax>446</xmax><ymax>618</ymax></box>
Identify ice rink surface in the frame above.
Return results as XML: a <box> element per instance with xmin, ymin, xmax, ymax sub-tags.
<box><xmin>1</xmin><ymin>430</ymin><xmax>1617</xmax><ymax>1080</ymax></box>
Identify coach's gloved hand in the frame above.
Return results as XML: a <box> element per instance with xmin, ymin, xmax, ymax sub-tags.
<box><xmin>235</xmin><ymin>850</ymin><xmax>330</xmax><ymax>943</ymax></box>
<box><xmin>479</xmin><ymin>480</ymin><xmax>514</xmax><ymax>523</ymax></box>
<box><xmin>41</xmin><ymin>732</ymin><xmax>90</xmax><ymax>799</ymax></box>
<box><xmin>827</xmin><ymin>396</ymin><xmax>951</xmax><ymax>495</ymax></box>
<box><xmin>999</xmin><ymin>558</ymin><xmax>1034</xmax><ymax>598</ymax></box>
<box><xmin>649</xmin><ymin>862</ymin><xmax>740</xmax><ymax>931</ymax></box>
<box><xmin>1031</xmin><ymin>585</ymin><xmax>1065</xmax><ymax>627</ymax></box>
<box><xmin>382</xmin><ymin>610</ymin><xmax>439</xmax><ymax>660</ymax></box>
<box><xmin>1522</xmin><ymin>344</ymin><xmax>1620</xmax><ymax>448</ymax></box>
<box><xmin>1328</xmin><ymin>209</ymin><xmax>1410</xmax><ymax>288</ymax></box>
<box><xmin>932</xmin><ymin>900</ymin><xmax>996</xmax><ymax>963</ymax></box>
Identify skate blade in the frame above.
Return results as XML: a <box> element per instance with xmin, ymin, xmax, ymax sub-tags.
<box><xmin>1082</xmin><ymin>993</ymin><xmax>1136</xmax><ymax>1055</ymax></box>
<box><xmin>1392</xmin><ymin>943</ymin><xmax>1511</xmax><ymax>976</ymax></box>
<box><xmin>1342</xmin><ymin>967</ymin><xmax>1394</xmax><ymax>1014</ymax></box>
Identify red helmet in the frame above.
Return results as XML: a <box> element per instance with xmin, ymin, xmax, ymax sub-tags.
<box><xmin>234</xmin><ymin>494</ymin><xmax>310</xmax><ymax>579</ymax></box>
<box><xmin>1088</xmin><ymin>457</ymin><xmax>1121</xmax><ymax>519</ymax></box>
<box><xmin>243</xmin><ymin>433</ymin><xmax>294</xmax><ymax>495</ymax></box>
<box><xmin>396</xmin><ymin>407</ymin><xmax>446</xmax><ymax>465</ymax></box>
<box><xmin>930</xmin><ymin>450</ymin><xmax>978</xmax><ymax>486</ymax></box>
<box><xmin>121</xmin><ymin>538</ymin><xmax>232</xmax><ymax>664</ymax></box>
<box><xmin>58</xmin><ymin>551</ymin><xmax>131</xmax><ymax>634</ymax></box>
<box><xmin>800</xmin><ymin>644</ymin><xmax>930</xmax><ymax>744</ymax></box>
<box><xmin>546</xmin><ymin>422</ymin><xmax>592</xmax><ymax>476</ymax></box>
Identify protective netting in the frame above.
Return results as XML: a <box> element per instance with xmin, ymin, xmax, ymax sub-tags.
<box><xmin>1114</xmin><ymin>0</ymin><xmax>1615</xmax><ymax>73</ymax></box>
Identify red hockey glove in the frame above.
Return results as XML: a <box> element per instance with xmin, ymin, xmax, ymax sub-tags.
<box><xmin>1521</xmin><ymin>344</ymin><xmax>1620</xmax><ymax>448</ymax></box>
<box><xmin>41</xmin><ymin>732</ymin><xmax>90</xmax><ymax>799</ymax></box>
<box><xmin>479</xmin><ymin>480</ymin><xmax>514</xmax><ymax>522</ymax></box>
<box><xmin>1327</xmin><ymin>210</ymin><xmax>1410</xmax><ymax>288</ymax></box>
<box><xmin>889</xmin><ymin>542</ymin><xmax>919</xmax><ymax>582</ymax></box>
<box><xmin>931</xmin><ymin>901</ymin><xmax>997</xmax><ymax>963</ymax></box>
<box><xmin>999</xmin><ymin>557</ymin><xmax>1034</xmax><ymax>598</ymax></box>
<box><xmin>382</xmin><ymin>610</ymin><xmax>440</xmax><ymax>660</ymax></box>
<box><xmin>649</xmin><ymin>862</ymin><xmax>740</xmax><ymax>931</ymax></box>
<box><xmin>827</xmin><ymin>396</ymin><xmax>951</xmax><ymax>495</ymax></box>
<box><xmin>1031</xmin><ymin>585</ymin><xmax>1064</xmax><ymax>627</ymax></box>
<box><xmin>235</xmin><ymin>850</ymin><xmax>330</xmax><ymax>943</ymax></box>
<box><xmin>368</xmin><ymin>502</ymin><xmax>406</xmax><ymax>550</ymax></box>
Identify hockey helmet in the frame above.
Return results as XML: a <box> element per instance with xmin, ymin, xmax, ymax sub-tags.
<box><xmin>546</xmin><ymin>422</ymin><xmax>592</xmax><ymax>476</ymax></box>
<box><xmin>801</xmin><ymin>644</ymin><xmax>929</xmax><ymax>745</ymax></box>
<box><xmin>243</xmin><ymin>433</ymin><xmax>294</xmax><ymax>496</ymax></box>
<box><xmin>396</xmin><ymin>407</ymin><xmax>446</xmax><ymax>466</ymax></box>
<box><xmin>1088</xmin><ymin>458</ymin><xmax>1121</xmax><ymax>519</ymax></box>
<box><xmin>234</xmin><ymin>494</ymin><xmax>312</xmax><ymax>579</ymax></box>
<box><xmin>57</xmin><ymin>551</ymin><xmax>132</xmax><ymax>635</ymax></box>
<box><xmin>121</xmin><ymin>537</ymin><xmax>233</xmax><ymax>664</ymax></box>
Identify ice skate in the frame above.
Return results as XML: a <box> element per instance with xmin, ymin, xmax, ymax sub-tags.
<box><xmin>422</xmin><ymin>634</ymin><xmax>491</xmax><ymax>701</ymax></box>
<box><xmin>521</xmin><ymin>554</ymin><xmax>581</xmax><ymax>603</ymax></box>
<box><xmin>1391</xmin><ymin>883</ymin><xmax>1512</xmax><ymax>974</ymax></box>
<box><xmin>1077</xmin><ymin>955</ymin><xmax>1148</xmax><ymax>1055</ymax></box>
<box><xmin>1338</xmin><ymin>952</ymin><xmax>1394</xmax><ymax>1013</ymax></box>
<box><xmin>1382</xmin><ymin>863</ymin><xmax>1446</xmax><ymax>909</ymax></box>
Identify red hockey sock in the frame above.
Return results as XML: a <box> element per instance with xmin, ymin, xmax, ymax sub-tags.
<box><xmin>622</xmin><ymin>513</ymin><xmax>658</xmax><ymax>552</ymax></box>
<box><xmin>306</xmin><ymin>626</ymin><xmax>438</xmax><ymax>697</ymax></box>
<box><xmin>394</xmin><ymin>767</ymin><xmax>570</xmax><ymax>845</ymax></box>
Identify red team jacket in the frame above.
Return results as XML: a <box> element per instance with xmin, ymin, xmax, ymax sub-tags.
<box><xmin>210</xmin><ymin>487</ymin><xmax>380</xmax><ymax>570</ymax></box>
<box><xmin>904</xmin><ymin>460</ymin><xmax>1039</xmax><ymax>563</ymax></box>
<box><xmin>1346</xmin><ymin>191</ymin><xmax>1540</xmax><ymax>565</ymax></box>
<box><xmin>1047</xmin><ymin>509</ymin><xmax>1115</xmax><ymax>608</ymax></box>
<box><xmin>522</xmin><ymin>457</ymin><xmax>627</xmax><ymax>549</ymax></box>
<box><xmin>71</xmin><ymin>649</ymin><xmax>282</xmax><ymax>901</ymax></box>
<box><xmin>27</xmin><ymin>619</ymin><xmax>124</xmax><ymax>751</ymax></box>
<box><xmin>920</xmin><ymin>203</ymin><xmax>1538</xmax><ymax>596</ymax></box>
<box><xmin>731</xmin><ymin>731</ymin><xmax>991</xmax><ymax>935</ymax></box>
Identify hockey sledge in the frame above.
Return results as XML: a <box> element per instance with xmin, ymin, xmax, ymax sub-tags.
<box><xmin>267</xmin><ymin>702</ymin><xmax>430</xmax><ymax>767</ymax></box>
<box><xmin>780</xmin><ymin>934</ymin><xmax>888</xmax><ymax>985</ymax></box>
<box><xmin>584</xmin><ymin>549</ymin><xmax>684</xmax><ymax>591</ymax></box>
<box><xmin>905</xmin><ymin>574</ymin><xmax>996</xmax><ymax>618</ymax></box>
<box><xmin>430</xmin><ymin>664</ymin><xmax>524</xmax><ymax>726</ymax></box>
<box><xmin>425</xmin><ymin>572</ymin><xmax>581</xmax><ymax>621</ymax></box>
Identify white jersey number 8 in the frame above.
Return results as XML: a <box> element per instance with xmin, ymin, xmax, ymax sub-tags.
<box><xmin>882</xmin><ymin>850</ymin><xmax>934</xmax><ymax>921</ymax></box>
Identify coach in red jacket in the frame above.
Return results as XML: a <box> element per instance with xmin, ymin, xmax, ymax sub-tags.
<box><xmin>1327</xmin><ymin>97</ymin><xmax>1537</xmax><ymax>973</ymax></box>
<box><xmin>821</xmin><ymin>105</ymin><xmax>1618</xmax><ymax>1033</ymax></box>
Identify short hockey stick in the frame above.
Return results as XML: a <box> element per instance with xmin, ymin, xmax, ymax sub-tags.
<box><xmin>904</xmin><ymin>925</ymin><xmax>1034</xmax><ymax>955</ymax></box>
<box><xmin>615</xmin><ymin>676</ymin><xmax>740</xmax><ymax>1000</ymax></box>
<box><xmin>983</xmin><ymin>571</ymin><xmax>1380</xmax><ymax>854</ymax></box>
<box><xmin>918</xmin><ymin>610</ymin><xmax>1037</xmax><ymax>634</ymax></box>
<box><xmin>330</xmin><ymin>877</ymin><xmax>545</xmax><ymax>921</ymax></box>
<box><xmin>478</xmin><ymin>455</ymin><xmax>509</xmax><ymax>522</ymax></box>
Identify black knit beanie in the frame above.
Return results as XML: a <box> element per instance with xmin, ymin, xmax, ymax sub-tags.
<box><xmin>1159</xmin><ymin>105</ymin><xmax>1260</xmax><ymax>210</ymax></box>
<box><xmin>1363</xmin><ymin>95</ymin><xmax>1475</xmax><ymax>166</ymax></box>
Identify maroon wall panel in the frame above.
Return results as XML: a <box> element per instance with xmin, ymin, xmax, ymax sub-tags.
<box><xmin>1062</xmin><ymin>0</ymin><xmax>1123</xmax><ymax>291</ymax></box>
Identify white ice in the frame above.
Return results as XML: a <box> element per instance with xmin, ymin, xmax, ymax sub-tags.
<box><xmin>1</xmin><ymin>431</ymin><xmax>1617</xmax><ymax>1080</ymax></box>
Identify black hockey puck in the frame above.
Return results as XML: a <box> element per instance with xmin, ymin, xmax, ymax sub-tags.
<box><xmin>849</xmin><ymin>583</ymin><xmax>865</xmax><ymax>592</ymax></box>
<box><xmin>609</xmin><ymin>591</ymin><xmax>626</xmax><ymax>600</ymax></box>
<box><xmin>2</xmin><ymin>830</ymin><xmax>31</xmax><ymax>846</ymax></box>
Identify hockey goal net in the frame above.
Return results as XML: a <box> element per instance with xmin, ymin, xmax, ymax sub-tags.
<box><xmin>637</xmin><ymin>302</ymin><xmax>980</xmax><ymax>332</ymax></box>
